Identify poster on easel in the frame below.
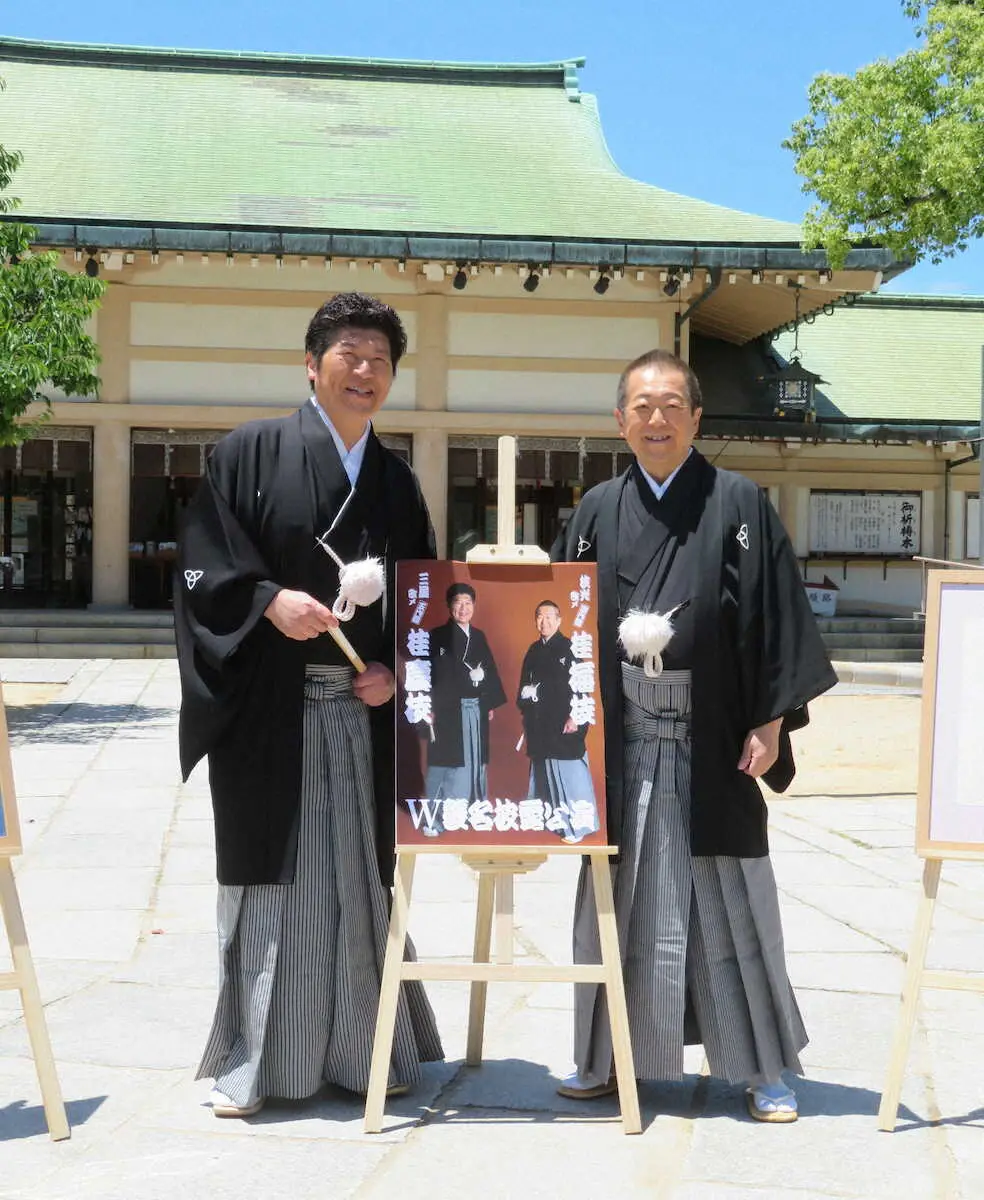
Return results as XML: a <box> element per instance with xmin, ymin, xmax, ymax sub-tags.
<box><xmin>916</xmin><ymin>570</ymin><xmax>984</xmax><ymax>860</ymax></box>
<box><xmin>395</xmin><ymin>560</ymin><xmax>607</xmax><ymax>849</ymax></box>
<box><xmin>0</xmin><ymin>690</ymin><xmax>22</xmax><ymax>856</ymax></box>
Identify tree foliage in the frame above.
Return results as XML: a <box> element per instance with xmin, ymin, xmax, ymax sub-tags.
<box><xmin>0</xmin><ymin>78</ymin><xmax>106</xmax><ymax>445</ymax></box>
<box><xmin>785</xmin><ymin>0</ymin><xmax>984</xmax><ymax>267</ymax></box>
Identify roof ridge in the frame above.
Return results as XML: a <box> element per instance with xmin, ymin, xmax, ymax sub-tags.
<box><xmin>0</xmin><ymin>35</ymin><xmax>585</xmax><ymax>87</ymax></box>
<box><xmin>857</xmin><ymin>292</ymin><xmax>984</xmax><ymax>310</ymax></box>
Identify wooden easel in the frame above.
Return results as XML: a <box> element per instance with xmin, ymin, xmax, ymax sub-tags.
<box><xmin>878</xmin><ymin>569</ymin><xmax>984</xmax><ymax>1132</ymax></box>
<box><xmin>0</xmin><ymin>682</ymin><xmax>70</xmax><ymax>1141</ymax></box>
<box><xmin>878</xmin><ymin>855</ymin><xmax>984</xmax><ymax>1131</ymax></box>
<box><xmin>364</xmin><ymin>437</ymin><xmax>641</xmax><ymax>1135</ymax></box>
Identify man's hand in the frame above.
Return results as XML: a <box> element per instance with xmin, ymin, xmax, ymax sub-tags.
<box><xmin>353</xmin><ymin>662</ymin><xmax>396</xmax><ymax>707</ymax></box>
<box><xmin>264</xmin><ymin>589</ymin><xmax>338</xmax><ymax>640</ymax></box>
<box><xmin>738</xmin><ymin>718</ymin><xmax>783</xmax><ymax>778</ymax></box>
<box><xmin>563</xmin><ymin>716</ymin><xmax>578</xmax><ymax>734</ymax></box>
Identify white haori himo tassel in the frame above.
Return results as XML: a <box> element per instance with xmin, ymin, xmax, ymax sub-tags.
<box><xmin>314</xmin><ymin>530</ymin><xmax>386</xmax><ymax>674</ymax></box>
<box><xmin>618</xmin><ymin>605</ymin><xmax>681</xmax><ymax>678</ymax></box>
<box><xmin>315</xmin><ymin>532</ymin><xmax>385</xmax><ymax>621</ymax></box>
<box><xmin>331</xmin><ymin>556</ymin><xmax>385</xmax><ymax>621</ymax></box>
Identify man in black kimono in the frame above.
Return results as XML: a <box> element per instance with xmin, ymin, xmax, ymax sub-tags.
<box><xmin>517</xmin><ymin>600</ymin><xmax>599</xmax><ymax>843</ymax></box>
<box><xmin>552</xmin><ymin>348</ymin><xmax>836</xmax><ymax>1122</ymax></box>
<box><xmin>175</xmin><ymin>292</ymin><xmax>443</xmax><ymax>1118</ymax></box>
<box><xmin>420</xmin><ymin>583</ymin><xmax>506</xmax><ymax>833</ymax></box>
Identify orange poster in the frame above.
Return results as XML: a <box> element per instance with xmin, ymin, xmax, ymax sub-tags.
<box><xmin>395</xmin><ymin>561</ymin><xmax>606</xmax><ymax>849</ymax></box>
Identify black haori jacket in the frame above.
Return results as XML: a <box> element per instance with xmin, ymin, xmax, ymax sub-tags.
<box><xmin>552</xmin><ymin>451</ymin><xmax>837</xmax><ymax>858</ymax></box>
<box><xmin>425</xmin><ymin>621</ymin><xmax>506</xmax><ymax>767</ymax></box>
<box><xmin>175</xmin><ymin>403</ymin><xmax>435</xmax><ymax>886</ymax></box>
<box><xmin>517</xmin><ymin>633</ymin><xmax>589</xmax><ymax>761</ymax></box>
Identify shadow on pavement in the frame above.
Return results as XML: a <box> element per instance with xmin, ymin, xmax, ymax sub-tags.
<box><xmin>893</xmin><ymin>1105</ymin><xmax>984</xmax><ymax>1132</ymax></box>
<box><xmin>0</xmin><ymin>1095</ymin><xmax>106</xmax><ymax>1141</ymax></box>
<box><xmin>6</xmin><ymin>704</ymin><xmax>174</xmax><ymax>744</ymax></box>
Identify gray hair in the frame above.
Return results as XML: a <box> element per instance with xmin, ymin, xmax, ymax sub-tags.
<box><xmin>616</xmin><ymin>349</ymin><xmax>702</xmax><ymax>411</ymax></box>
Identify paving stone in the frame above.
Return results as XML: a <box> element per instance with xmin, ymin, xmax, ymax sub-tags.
<box><xmin>0</xmin><ymin>981</ymin><xmax>214</xmax><ymax>1070</ymax></box>
<box><xmin>0</xmin><ymin>663</ymin><xmax>978</xmax><ymax>1199</ymax></box>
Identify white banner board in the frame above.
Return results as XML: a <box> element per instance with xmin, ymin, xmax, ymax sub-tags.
<box><xmin>918</xmin><ymin>571</ymin><xmax>984</xmax><ymax>857</ymax></box>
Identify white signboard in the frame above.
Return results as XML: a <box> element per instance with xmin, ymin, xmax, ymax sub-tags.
<box><xmin>809</xmin><ymin>492</ymin><xmax>920</xmax><ymax>556</ymax></box>
<box><xmin>918</xmin><ymin>573</ymin><xmax>984</xmax><ymax>856</ymax></box>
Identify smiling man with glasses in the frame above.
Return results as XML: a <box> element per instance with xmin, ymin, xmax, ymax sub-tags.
<box><xmin>552</xmin><ymin>348</ymin><xmax>836</xmax><ymax>1122</ymax></box>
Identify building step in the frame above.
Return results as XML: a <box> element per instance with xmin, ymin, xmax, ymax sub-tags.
<box><xmin>0</xmin><ymin>609</ymin><xmax>174</xmax><ymax>629</ymax></box>
<box><xmin>0</xmin><ymin>608</ymin><xmax>176</xmax><ymax>657</ymax></box>
<box><xmin>0</xmin><ymin>642</ymin><xmax>176</xmax><ymax>659</ymax></box>
<box><xmin>820</xmin><ymin>632</ymin><xmax>925</xmax><ymax>650</ymax></box>
<box><xmin>824</xmin><ymin>647</ymin><xmax>923</xmax><ymax>663</ymax></box>
<box><xmin>0</xmin><ymin>626</ymin><xmax>176</xmax><ymax>645</ymax></box>
<box><xmin>814</xmin><ymin>617</ymin><xmax>924</xmax><ymax>635</ymax></box>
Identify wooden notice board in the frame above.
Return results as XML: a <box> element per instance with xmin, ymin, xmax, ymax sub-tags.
<box><xmin>916</xmin><ymin>570</ymin><xmax>984</xmax><ymax>860</ymax></box>
<box><xmin>0</xmin><ymin>687</ymin><xmax>22</xmax><ymax>856</ymax></box>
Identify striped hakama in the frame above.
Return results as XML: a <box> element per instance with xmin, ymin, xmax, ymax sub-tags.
<box><xmin>572</xmin><ymin>664</ymin><xmax>806</xmax><ymax>1087</ymax></box>
<box><xmin>529</xmin><ymin>756</ymin><xmax>600</xmax><ymax>842</ymax></box>
<box><xmin>424</xmin><ymin>696</ymin><xmax>486</xmax><ymax>804</ymax></box>
<box><xmin>197</xmin><ymin>666</ymin><xmax>443</xmax><ymax>1106</ymax></box>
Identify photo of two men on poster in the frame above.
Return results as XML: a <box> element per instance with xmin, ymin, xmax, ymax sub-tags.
<box><xmin>395</xmin><ymin>562</ymin><xmax>607</xmax><ymax>849</ymax></box>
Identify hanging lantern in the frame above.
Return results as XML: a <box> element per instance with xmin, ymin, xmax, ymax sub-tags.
<box><xmin>768</xmin><ymin>286</ymin><xmax>824</xmax><ymax>421</ymax></box>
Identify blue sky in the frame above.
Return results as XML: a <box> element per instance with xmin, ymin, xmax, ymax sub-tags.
<box><xmin>4</xmin><ymin>0</ymin><xmax>982</xmax><ymax>295</ymax></box>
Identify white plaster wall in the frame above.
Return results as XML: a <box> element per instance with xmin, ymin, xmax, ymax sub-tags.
<box><xmin>130</xmin><ymin>361</ymin><xmax>416</xmax><ymax>408</ymax></box>
<box><xmin>129</xmin><ymin>262</ymin><xmax>421</xmax><ymax>296</ymax></box>
<box><xmin>449</xmin><ymin>312</ymin><xmax>661</xmax><ymax>359</ymax></box>
<box><xmin>447</xmin><ymin>369</ymin><xmax>620</xmax><ymax>414</ymax></box>
<box><xmin>131</xmin><ymin>302</ymin><xmax>418</xmax><ymax>352</ymax></box>
<box><xmin>800</xmin><ymin>562</ymin><xmax>922</xmax><ymax>614</ymax></box>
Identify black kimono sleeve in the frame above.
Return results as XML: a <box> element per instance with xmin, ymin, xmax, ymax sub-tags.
<box><xmin>476</xmin><ymin>630</ymin><xmax>508</xmax><ymax>715</ymax></box>
<box><xmin>174</xmin><ymin>435</ymin><xmax>282</xmax><ymax>780</ymax></box>
<box><xmin>743</xmin><ymin>488</ymin><xmax>838</xmax><ymax>792</ymax></box>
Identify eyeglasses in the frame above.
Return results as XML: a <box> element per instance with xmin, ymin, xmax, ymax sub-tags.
<box><xmin>626</xmin><ymin>399</ymin><xmax>692</xmax><ymax>419</ymax></box>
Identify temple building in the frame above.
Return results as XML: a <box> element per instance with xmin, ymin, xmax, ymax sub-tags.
<box><xmin>0</xmin><ymin>36</ymin><xmax>979</xmax><ymax>620</ymax></box>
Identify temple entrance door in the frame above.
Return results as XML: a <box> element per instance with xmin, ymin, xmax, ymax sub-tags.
<box><xmin>0</xmin><ymin>435</ymin><xmax>94</xmax><ymax>609</ymax></box>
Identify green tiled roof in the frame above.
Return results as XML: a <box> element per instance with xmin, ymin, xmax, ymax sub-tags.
<box><xmin>773</xmin><ymin>295</ymin><xmax>984</xmax><ymax>424</ymax></box>
<box><xmin>0</xmin><ymin>37</ymin><xmax>802</xmax><ymax>245</ymax></box>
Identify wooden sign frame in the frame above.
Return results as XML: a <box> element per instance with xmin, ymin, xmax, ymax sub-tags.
<box><xmin>0</xmin><ymin>680</ymin><xmax>70</xmax><ymax>1140</ymax></box>
<box><xmin>915</xmin><ymin>569</ymin><xmax>984</xmax><ymax>860</ymax></box>
<box><xmin>364</xmin><ymin>437</ymin><xmax>641</xmax><ymax>1136</ymax></box>
<box><xmin>879</xmin><ymin>570</ymin><xmax>984</xmax><ymax>1131</ymax></box>
<box><xmin>0</xmin><ymin>685</ymin><xmax>23</xmax><ymax>856</ymax></box>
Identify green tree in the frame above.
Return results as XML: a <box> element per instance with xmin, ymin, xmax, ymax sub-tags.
<box><xmin>785</xmin><ymin>1</ymin><xmax>984</xmax><ymax>267</ymax></box>
<box><xmin>0</xmin><ymin>78</ymin><xmax>105</xmax><ymax>445</ymax></box>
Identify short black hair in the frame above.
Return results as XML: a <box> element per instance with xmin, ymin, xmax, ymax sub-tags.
<box><xmin>305</xmin><ymin>292</ymin><xmax>408</xmax><ymax>371</ymax></box>
<box><xmin>616</xmin><ymin>348</ymin><xmax>702</xmax><ymax>411</ymax></box>
<box><xmin>535</xmin><ymin>600</ymin><xmax>561</xmax><ymax>616</ymax></box>
<box><xmin>446</xmin><ymin>582</ymin><xmax>476</xmax><ymax>607</ymax></box>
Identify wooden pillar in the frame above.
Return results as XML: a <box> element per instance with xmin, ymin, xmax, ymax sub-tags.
<box><xmin>413</xmin><ymin>429</ymin><xmax>449</xmax><ymax>557</ymax></box>
<box><xmin>413</xmin><ymin>291</ymin><xmax>450</xmax><ymax>554</ymax></box>
<box><xmin>778</xmin><ymin>482</ymin><xmax>809</xmax><ymax>557</ymax></box>
<box><xmin>95</xmin><ymin>281</ymin><xmax>130</xmax><ymax>405</ymax></box>
<box><xmin>90</xmin><ymin>421</ymin><xmax>130</xmax><ymax>608</ymax></box>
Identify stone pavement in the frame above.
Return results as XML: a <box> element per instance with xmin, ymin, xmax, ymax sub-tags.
<box><xmin>0</xmin><ymin>659</ymin><xmax>982</xmax><ymax>1200</ymax></box>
